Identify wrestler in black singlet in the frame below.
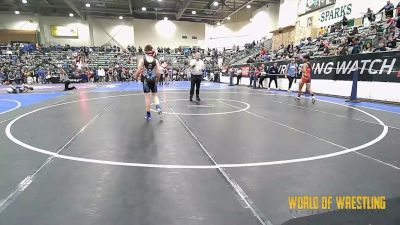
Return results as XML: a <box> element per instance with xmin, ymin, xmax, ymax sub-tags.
<box><xmin>143</xmin><ymin>56</ymin><xmax>158</xmax><ymax>93</ymax></box>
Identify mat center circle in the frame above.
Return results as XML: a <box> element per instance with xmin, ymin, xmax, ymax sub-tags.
<box><xmin>4</xmin><ymin>92</ymin><xmax>388</xmax><ymax>169</ymax></box>
<box><xmin>150</xmin><ymin>98</ymin><xmax>250</xmax><ymax>115</ymax></box>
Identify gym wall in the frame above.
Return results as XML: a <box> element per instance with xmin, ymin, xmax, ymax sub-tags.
<box><xmin>0</xmin><ymin>30</ymin><xmax>37</xmax><ymax>43</ymax></box>
<box><xmin>133</xmin><ymin>19</ymin><xmax>205</xmax><ymax>48</ymax></box>
<box><xmin>205</xmin><ymin>3</ymin><xmax>280</xmax><ymax>49</ymax></box>
<box><xmin>0</xmin><ymin>13</ymin><xmax>205</xmax><ymax>48</ymax></box>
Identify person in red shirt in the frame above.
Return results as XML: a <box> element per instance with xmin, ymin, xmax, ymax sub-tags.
<box><xmin>260</xmin><ymin>47</ymin><xmax>267</xmax><ymax>56</ymax></box>
<box><xmin>296</xmin><ymin>55</ymin><xmax>316</xmax><ymax>103</ymax></box>
<box><xmin>258</xmin><ymin>64</ymin><xmax>266</xmax><ymax>88</ymax></box>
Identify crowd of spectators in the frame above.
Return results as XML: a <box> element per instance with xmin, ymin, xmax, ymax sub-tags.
<box><xmin>0</xmin><ymin>24</ymin><xmax>271</xmax><ymax>86</ymax></box>
<box><xmin>244</xmin><ymin>3</ymin><xmax>400</xmax><ymax>64</ymax></box>
<box><xmin>0</xmin><ymin>41</ymin><xmax>240</xmax><ymax>85</ymax></box>
<box><xmin>3</xmin><ymin>3</ymin><xmax>399</xmax><ymax>86</ymax></box>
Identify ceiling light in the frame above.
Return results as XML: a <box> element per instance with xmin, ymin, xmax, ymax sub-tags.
<box><xmin>217</xmin><ymin>22</ymin><xmax>221</xmax><ymax>26</ymax></box>
<box><xmin>85</xmin><ymin>3</ymin><xmax>90</xmax><ymax>7</ymax></box>
<box><xmin>192</xmin><ymin>10</ymin><xmax>196</xmax><ymax>15</ymax></box>
<box><xmin>164</xmin><ymin>17</ymin><xmax>168</xmax><ymax>20</ymax></box>
<box><xmin>246</xmin><ymin>4</ymin><xmax>251</xmax><ymax>9</ymax></box>
<box><xmin>158</xmin><ymin>0</ymin><xmax>162</xmax><ymax>1</ymax></box>
<box><xmin>226</xmin><ymin>16</ymin><xmax>231</xmax><ymax>20</ymax></box>
<box><xmin>22</xmin><ymin>0</ymin><xmax>27</xmax><ymax>4</ymax></box>
<box><xmin>69</xmin><ymin>13</ymin><xmax>74</xmax><ymax>17</ymax></box>
<box><xmin>119</xmin><ymin>16</ymin><xmax>123</xmax><ymax>19</ymax></box>
<box><xmin>213</xmin><ymin>1</ymin><xmax>218</xmax><ymax>6</ymax></box>
<box><xmin>142</xmin><ymin>6</ymin><xmax>146</xmax><ymax>11</ymax></box>
<box><xmin>250</xmin><ymin>18</ymin><xmax>253</xmax><ymax>22</ymax></box>
<box><xmin>15</xmin><ymin>10</ymin><xmax>20</xmax><ymax>15</ymax></box>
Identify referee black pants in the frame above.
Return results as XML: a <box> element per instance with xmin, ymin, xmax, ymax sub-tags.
<box><xmin>64</xmin><ymin>81</ymin><xmax>75</xmax><ymax>91</ymax></box>
<box><xmin>269</xmin><ymin>76</ymin><xmax>278</xmax><ymax>88</ymax></box>
<box><xmin>258</xmin><ymin>76</ymin><xmax>265</xmax><ymax>87</ymax></box>
<box><xmin>236</xmin><ymin>75</ymin><xmax>242</xmax><ymax>85</ymax></box>
<box><xmin>287</xmin><ymin>76</ymin><xmax>295</xmax><ymax>89</ymax></box>
<box><xmin>190</xmin><ymin>75</ymin><xmax>202</xmax><ymax>98</ymax></box>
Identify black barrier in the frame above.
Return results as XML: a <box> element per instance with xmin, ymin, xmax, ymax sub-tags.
<box><xmin>230</xmin><ymin>51</ymin><xmax>400</xmax><ymax>83</ymax></box>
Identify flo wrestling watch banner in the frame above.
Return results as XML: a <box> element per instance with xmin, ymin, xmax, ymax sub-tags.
<box><xmin>234</xmin><ymin>51</ymin><xmax>400</xmax><ymax>83</ymax></box>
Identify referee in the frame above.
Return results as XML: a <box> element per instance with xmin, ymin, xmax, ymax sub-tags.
<box><xmin>189</xmin><ymin>52</ymin><xmax>205</xmax><ymax>101</ymax></box>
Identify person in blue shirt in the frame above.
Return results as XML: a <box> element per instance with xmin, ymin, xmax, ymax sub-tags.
<box><xmin>286</xmin><ymin>58</ymin><xmax>298</xmax><ymax>91</ymax></box>
<box><xmin>379</xmin><ymin>0</ymin><xmax>395</xmax><ymax>18</ymax></box>
<box><xmin>351</xmin><ymin>38</ymin><xmax>362</xmax><ymax>54</ymax></box>
<box><xmin>36</xmin><ymin>67</ymin><xmax>45</xmax><ymax>83</ymax></box>
<box><xmin>248</xmin><ymin>64</ymin><xmax>256</xmax><ymax>87</ymax></box>
<box><xmin>262</xmin><ymin>54</ymin><xmax>271</xmax><ymax>62</ymax></box>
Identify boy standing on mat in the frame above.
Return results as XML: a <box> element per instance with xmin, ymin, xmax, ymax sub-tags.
<box><xmin>135</xmin><ymin>45</ymin><xmax>163</xmax><ymax>121</ymax></box>
<box><xmin>296</xmin><ymin>55</ymin><xmax>316</xmax><ymax>103</ymax></box>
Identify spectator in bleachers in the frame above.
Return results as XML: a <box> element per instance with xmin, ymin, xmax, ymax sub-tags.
<box><xmin>260</xmin><ymin>47</ymin><xmax>267</xmax><ymax>58</ymax></box>
<box><xmin>384</xmin><ymin>27</ymin><xmax>395</xmax><ymax>39</ymax></box>
<box><xmin>350</xmin><ymin>26</ymin><xmax>359</xmax><ymax>36</ymax></box>
<box><xmin>379</xmin><ymin>1</ymin><xmax>395</xmax><ymax>18</ymax></box>
<box><xmin>246</xmin><ymin>57</ymin><xmax>255</xmax><ymax>63</ymax></box>
<box><xmin>396</xmin><ymin>2</ymin><xmax>400</xmax><ymax>17</ymax></box>
<box><xmin>396</xmin><ymin>17</ymin><xmax>400</xmax><ymax>37</ymax></box>
<box><xmin>337</xmin><ymin>39</ymin><xmax>349</xmax><ymax>55</ymax></box>
<box><xmin>368</xmin><ymin>25</ymin><xmax>378</xmax><ymax>35</ymax></box>
<box><xmin>262</xmin><ymin>53</ymin><xmax>271</xmax><ymax>62</ymax></box>
<box><xmin>386</xmin><ymin>16</ymin><xmax>396</xmax><ymax>28</ymax></box>
<box><xmin>374</xmin><ymin>39</ymin><xmax>389</xmax><ymax>52</ymax></box>
<box><xmin>322</xmin><ymin>40</ymin><xmax>331</xmax><ymax>55</ymax></box>
<box><xmin>318</xmin><ymin>27</ymin><xmax>326</xmax><ymax>36</ymax></box>
<box><xmin>362</xmin><ymin>42</ymin><xmax>374</xmax><ymax>53</ymax></box>
<box><xmin>317</xmin><ymin>41</ymin><xmax>325</xmax><ymax>51</ymax></box>
<box><xmin>351</xmin><ymin>38</ymin><xmax>362</xmax><ymax>54</ymax></box>
<box><xmin>372</xmin><ymin>36</ymin><xmax>386</xmax><ymax>49</ymax></box>
<box><xmin>329</xmin><ymin>25</ymin><xmax>336</xmax><ymax>33</ymax></box>
<box><xmin>386</xmin><ymin>35</ymin><xmax>397</xmax><ymax>49</ymax></box>
<box><xmin>342</xmin><ymin>16</ymin><xmax>348</xmax><ymax>28</ymax></box>
<box><xmin>287</xmin><ymin>42</ymin><xmax>294</xmax><ymax>53</ymax></box>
